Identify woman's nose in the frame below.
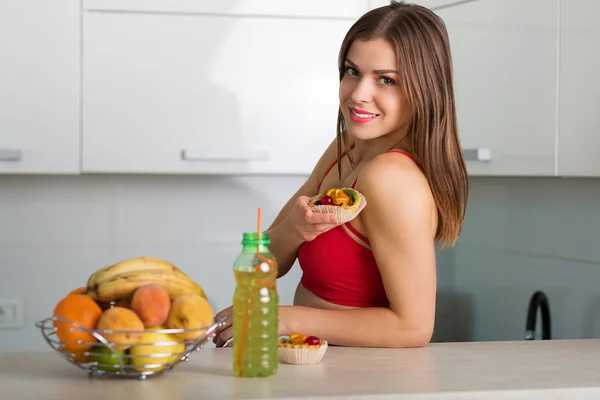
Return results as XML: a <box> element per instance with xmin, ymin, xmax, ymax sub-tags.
<box><xmin>350</xmin><ymin>79</ymin><xmax>374</xmax><ymax>104</ymax></box>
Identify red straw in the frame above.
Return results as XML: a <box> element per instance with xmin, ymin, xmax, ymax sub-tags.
<box><xmin>257</xmin><ymin>207</ymin><xmax>262</xmax><ymax>235</ymax></box>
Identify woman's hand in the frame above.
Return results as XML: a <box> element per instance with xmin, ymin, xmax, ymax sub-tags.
<box><xmin>212</xmin><ymin>306</ymin><xmax>293</xmax><ymax>348</ymax></box>
<box><xmin>213</xmin><ymin>305</ymin><xmax>234</xmax><ymax>347</ymax></box>
<box><xmin>211</xmin><ymin>196</ymin><xmax>337</xmax><ymax>347</ymax></box>
<box><xmin>288</xmin><ymin>195</ymin><xmax>339</xmax><ymax>241</ymax></box>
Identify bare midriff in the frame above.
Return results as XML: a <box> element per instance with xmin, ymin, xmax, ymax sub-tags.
<box><xmin>293</xmin><ymin>281</ymin><xmax>358</xmax><ymax>311</ymax></box>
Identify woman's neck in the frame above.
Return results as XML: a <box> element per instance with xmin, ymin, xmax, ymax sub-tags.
<box><xmin>351</xmin><ymin>129</ymin><xmax>411</xmax><ymax>164</ymax></box>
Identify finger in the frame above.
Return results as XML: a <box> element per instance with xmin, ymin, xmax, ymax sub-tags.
<box><xmin>216</xmin><ymin>325</ymin><xmax>233</xmax><ymax>348</ymax></box>
<box><xmin>225</xmin><ymin>340</ymin><xmax>234</xmax><ymax>348</ymax></box>
<box><xmin>314</xmin><ymin>223</ymin><xmax>339</xmax><ymax>233</ymax></box>
<box><xmin>298</xmin><ymin>195</ymin><xmax>312</xmax><ymax>206</ymax></box>
<box><xmin>215</xmin><ymin>305</ymin><xmax>233</xmax><ymax>320</ymax></box>
<box><xmin>212</xmin><ymin>315</ymin><xmax>233</xmax><ymax>344</ymax></box>
<box><xmin>213</xmin><ymin>327</ymin><xmax>226</xmax><ymax>344</ymax></box>
<box><xmin>307</xmin><ymin>212</ymin><xmax>337</xmax><ymax>224</ymax></box>
<box><xmin>212</xmin><ymin>322</ymin><xmax>232</xmax><ymax>344</ymax></box>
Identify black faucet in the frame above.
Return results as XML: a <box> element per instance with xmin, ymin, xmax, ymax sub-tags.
<box><xmin>524</xmin><ymin>290</ymin><xmax>551</xmax><ymax>340</ymax></box>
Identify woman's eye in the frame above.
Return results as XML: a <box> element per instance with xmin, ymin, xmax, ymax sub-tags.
<box><xmin>379</xmin><ymin>77</ymin><xmax>395</xmax><ymax>85</ymax></box>
<box><xmin>345</xmin><ymin>66</ymin><xmax>358</xmax><ymax>76</ymax></box>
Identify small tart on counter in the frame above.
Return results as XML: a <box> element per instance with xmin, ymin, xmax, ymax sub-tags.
<box><xmin>278</xmin><ymin>334</ymin><xmax>328</xmax><ymax>365</ymax></box>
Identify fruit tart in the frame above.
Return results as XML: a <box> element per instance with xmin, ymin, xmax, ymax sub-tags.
<box><xmin>278</xmin><ymin>334</ymin><xmax>328</xmax><ymax>365</ymax></box>
<box><xmin>308</xmin><ymin>187</ymin><xmax>367</xmax><ymax>223</ymax></box>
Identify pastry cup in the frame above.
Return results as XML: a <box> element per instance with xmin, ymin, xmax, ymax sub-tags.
<box><xmin>310</xmin><ymin>195</ymin><xmax>367</xmax><ymax>224</ymax></box>
<box><xmin>309</xmin><ymin>188</ymin><xmax>367</xmax><ymax>224</ymax></box>
<box><xmin>278</xmin><ymin>341</ymin><xmax>328</xmax><ymax>365</ymax></box>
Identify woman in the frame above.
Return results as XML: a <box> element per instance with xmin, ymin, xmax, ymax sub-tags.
<box><xmin>214</xmin><ymin>1</ymin><xmax>468</xmax><ymax>348</ymax></box>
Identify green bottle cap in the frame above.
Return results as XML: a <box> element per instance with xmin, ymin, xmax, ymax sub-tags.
<box><xmin>241</xmin><ymin>232</ymin><xmax>270</xmax><ymax>245</ymax></box>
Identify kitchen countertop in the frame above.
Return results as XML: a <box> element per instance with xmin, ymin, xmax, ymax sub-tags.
<box><xmin>3</xmin><ymin>339</ymin><xmax>600</xmax><ymax>400</ymax></box>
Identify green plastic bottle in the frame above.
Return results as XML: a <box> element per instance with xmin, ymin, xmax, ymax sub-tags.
<box><xmin>232</xmin><ymin>231</ymin><xmax>279</xmax><ymax>378</ymax></box>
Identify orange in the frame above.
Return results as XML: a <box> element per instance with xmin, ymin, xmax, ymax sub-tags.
<box><xmin>68</xmin><ymin>350</ymin><xmax>92</xmax><ymax>363</ymax></box>
<box><xmin>325</xmin><ymin>188</ymin><xmax>350</xmax><ymax>206</ymax></box>
<box><xmin>68</xmin><ymin>287</ymin><xmax>87</xmax><ymax>296</ymax></box>
<box><xmin>333</xmin><ymin>196</ymin><xmax>350</xmax><ymax>207</ymax></box>
<box><xmin>52</xmin><ymin>294</ymin><xmax>103</xmax><ymax>353</ymax></box>
<box><xmin>290</xmin><ymin>334</ymin><xmax>307</xmax><ymax>344</ymax></box>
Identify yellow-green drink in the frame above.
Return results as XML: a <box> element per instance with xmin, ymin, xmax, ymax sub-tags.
<box><xmin>232</xmin><ymin>232</ymin><xmax>279</xmax><ymax>377</ymax></box>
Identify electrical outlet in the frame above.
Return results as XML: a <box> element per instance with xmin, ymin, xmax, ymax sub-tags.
<box><xmin>0</xmin><ymin>298</ymin><xmax>24</xmax><ymax>329</ymax></box>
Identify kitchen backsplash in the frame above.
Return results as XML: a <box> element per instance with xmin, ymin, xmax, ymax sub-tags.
<box><xmin>1</xmin><ymin>174</ymin><xmax>599</xmax><ymax>351</ymax></box>
<box><xmin>448</xmin><ymin>177</ymin><xmax>600</xmax><ymax>342</ymax></box>
<box><xmin>0</xmin><ymin>174</ymin><xmax>311</xmax><ymax>352</ymax></box>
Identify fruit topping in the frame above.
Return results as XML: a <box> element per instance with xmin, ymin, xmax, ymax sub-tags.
<box><xmin>333</xmin><ymin>195</ymin><xmax>350</xmax><ymax>207</ymax></box>
<box><xmin>320</xmin><ymin>195</ymin><xmax>333</xmax><ymax>205</ymax></box>
<box><xmin>319</xmin><ymin>188</ymin><xmax>353</xmax><ymax>207</ymax></box>
<box><xmin>343</xmin><ymin>189</ymin><xmax>358</xmax><ymax>204</ymax></box>
<box><xmin>290</xmin><ymin>333</ymin><xmax>308</xmax><ymax>344</ymax></box>
<box><xmin>305</xmin><ymin>336</ymin><xmax>321</xmax><ymax>346</ymax></box>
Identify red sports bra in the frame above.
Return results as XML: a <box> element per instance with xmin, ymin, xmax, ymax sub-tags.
<box><xmin>297</xmin><ymin>146</ymin><xmax>416</xmax><ymax>308</ymax></box>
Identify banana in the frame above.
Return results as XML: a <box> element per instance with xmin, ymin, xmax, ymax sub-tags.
<box><xmin>87</xmin><ymin>257</ymin><xmax>190</xmax><ymax>288</ymax></box>
<box><xmin>86</xmin><ymin>268</ymin><xmax>206</xmax><ymax>303</ymax></box>
<box><xmin>86</xmin><ymin>265</ymin><xmax>112</xmax><ymax>288</ymax></box>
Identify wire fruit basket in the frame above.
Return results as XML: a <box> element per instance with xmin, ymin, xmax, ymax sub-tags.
<box><xmin>35</xmin><ymin>315</ymin><xmax>228</xmax><ymax>379</ymax></box>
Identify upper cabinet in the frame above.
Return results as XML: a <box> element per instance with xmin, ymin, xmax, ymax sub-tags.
<box><xmin>369</xmin><ymin>0</ymin><xmax>465</xmax><ymax>9</ymax></box>
<box><xmin>81</xmin><ymin>4</ymin><xmax>361</xmax><ymax>175</ymax></box>
<box><xmin>0</xmin><ymin>1</ymin><xmax>80</xmax><ymax>174</ymax></box>
<box><xmin>558</xmin><ymin>0</ymin><xmax>600</xmax><ymax>177</ymax></box>
<box><xmin>435</xmin><ymin>0</ymin><xmax>559</xmax><ymax>176</ymax></box>
<box><xmin>83</xmin><ymin>0</ymin><xmax>368</xmax><ymax>19</ymax></box>
<box><xmin>4</xmin><ymin>1</ymin><xmax>598</xmax><ymax>177</ymax></box>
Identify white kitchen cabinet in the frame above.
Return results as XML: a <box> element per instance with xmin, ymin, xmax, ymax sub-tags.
<box><xmin>436</xmin><ymin>0</ymin><xmax>559</xmax><ymax>176</ymax></box>
<box><xmin>83</xmin><ymin>0</ymin><xmax>369</xmax><ymax>19</ymax></box>
<box><xmin>369</xmin><ymin>0</ymin><xmax>465</xmax><ymax>9</ymax></box>
<box><xmin>368</xmin><ymin>0</ymin><xmax>560</xmax><ymax>176</ymax></box>
<box><xmin>558</xmin><ymin>0</ymin><xmax>600</xmax><ymax>177</ymax></box>
<box><xmin>0</xmin><ymin>1</ymin><xmax>80</xmax><ymax>174</ymax></box>
<box><xmin>81</xmin><ymin>10</ymin><xmax>357</xmax><ymax>174</ymax></box>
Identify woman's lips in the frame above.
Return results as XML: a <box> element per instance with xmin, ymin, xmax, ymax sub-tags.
<box><xmin>349</xmin><ymin>107</ymin><xmax>378</xmax><ymax>123</ymax></box>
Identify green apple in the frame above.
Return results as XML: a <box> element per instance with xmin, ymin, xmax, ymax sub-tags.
<box><xmin>91</xmin><ymin>345</ymin><xmax>127</xmax><ymax>372</ymax></box>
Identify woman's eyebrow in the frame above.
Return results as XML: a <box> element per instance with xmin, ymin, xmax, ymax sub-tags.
<box><xmin>345</xmin><ymin>58</ymin><xmax>399</xmax><ymax>75</ymax></box>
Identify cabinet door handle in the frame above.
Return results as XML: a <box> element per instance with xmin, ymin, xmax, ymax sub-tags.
<box><xmin>0</xmin><ymin>148</ymin><xmax>22</xmax><ymax>161</ymax></box>
<box><xmin>181</xmin><ymin>148</ymin><xmax>270</xmax><ymax>162</ymax></box>
<box><xmin>463</xmin><ymin>148</ymin><xmax>491</xmax><ymax>162</ymax></box>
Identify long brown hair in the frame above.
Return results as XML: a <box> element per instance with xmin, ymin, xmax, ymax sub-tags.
<box><xmin>335</xmin><ymin>0</ymin><xmax>468</xmax><ymax>248</ymax></box>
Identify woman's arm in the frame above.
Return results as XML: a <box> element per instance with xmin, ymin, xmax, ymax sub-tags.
<box><xmin>266</xmin><ymin>138</ymin><xmax>340</xmax><ymax>278</ymax></box>
<box><xmin>265</xmin><ymin>181</ymin><xmax>316</xmax><ymax>279</ymax></box>
<box><xmin>279</xmin><ymin>153</ymin><xmax>438</xmax><ymax>347</ymax></box>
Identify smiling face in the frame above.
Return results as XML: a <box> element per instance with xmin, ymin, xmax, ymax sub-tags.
<box><xmin>339</xmin><ymin>38</ymin><xmax>411</xmax><ymax>143</ymax></box>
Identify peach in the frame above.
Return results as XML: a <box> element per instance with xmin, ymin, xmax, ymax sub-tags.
<box><xmin>96</xmin><ymin>307</ymin><xmax>144</xmax><ymax>350</ymax></box>
<box><xmin>167</xmin><ymin>294</ymin><xmax>215</xmax><ymax>341</ymax></box>
<box><xmin>130</xmin><ymin>284</ymin><xmax>171</xmax><ymax>328</ymax></box>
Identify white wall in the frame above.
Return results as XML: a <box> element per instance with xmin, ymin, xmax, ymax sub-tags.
<box><xmin>0</xmin><ymin>174</ymin><xmax>310</xmax><ymax>352</ymax></box>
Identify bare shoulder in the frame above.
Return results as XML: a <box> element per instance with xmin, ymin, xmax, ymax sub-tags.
<box><xmin>357</xmin><ymin>151</ymin><xmax>436</xmax><ymax>239</ymax></box>
<box><xmin>358</xmin><ymin>151</ymin><xmax>433</xmax><ymax>204</ymax></box>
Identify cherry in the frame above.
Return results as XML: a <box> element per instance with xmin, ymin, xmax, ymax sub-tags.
<box><xmin>320</xmin><ymin>195</ymin><xmax>333</xmax><ymax>205</ymax></box>
<box><xmin>305</xmin><ymin>336</ymin><xmax>320</xmax><ymax>346</ymax></box>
